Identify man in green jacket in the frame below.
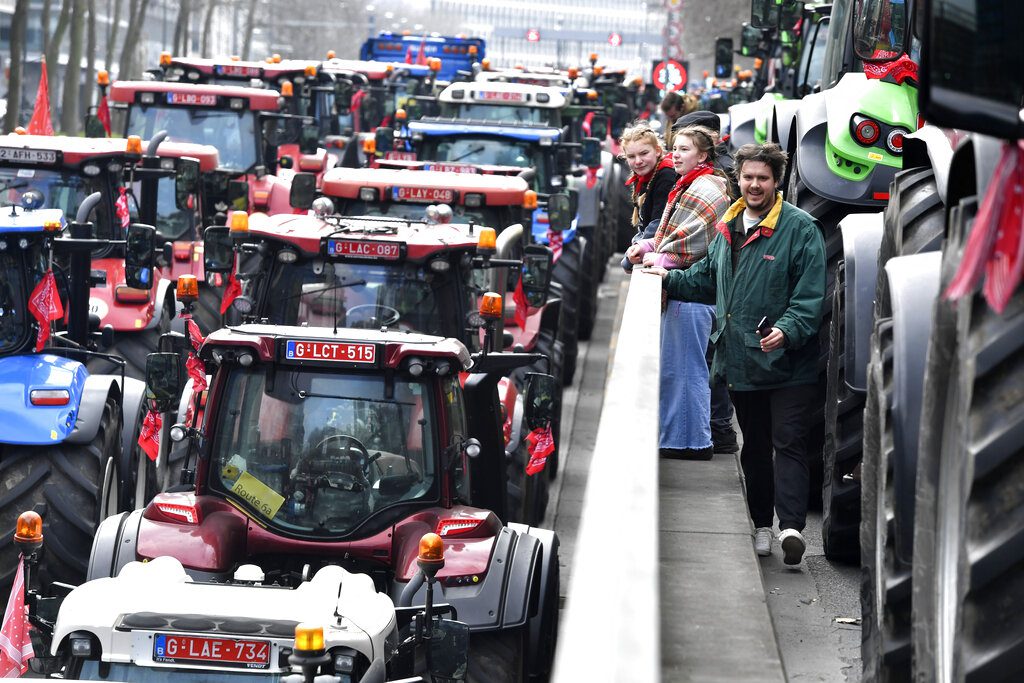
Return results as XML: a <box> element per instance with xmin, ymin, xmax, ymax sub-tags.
<box><xmin>645</xmin><ymin>143</ymin><xmax>826</xmax><ymax>566</ymax></box>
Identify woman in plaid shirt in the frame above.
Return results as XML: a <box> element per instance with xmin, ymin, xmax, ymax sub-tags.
<box><xmin>625</xmin><ymin>125</ymin><xmax>732</xmax><ymax>458</ymax></box>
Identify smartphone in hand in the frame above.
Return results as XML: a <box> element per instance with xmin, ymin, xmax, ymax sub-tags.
<box><xmin>757</xmin><ymin>316</ymin><xmax>773</xmax><ymax>338</ymax></box>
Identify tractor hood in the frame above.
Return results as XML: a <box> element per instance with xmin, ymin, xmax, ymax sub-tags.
<box><xmin>0</xmin><ymin>354</ymin><xmax>87</xmax><ymax>445</ymax></box>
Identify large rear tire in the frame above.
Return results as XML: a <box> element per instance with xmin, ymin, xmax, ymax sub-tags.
<box><xmin>911</xmin><ymin>197</ymin><xmax>1024</xmax><ymax>681</ymax></box>
<box><xmin>577</xmin><ymin>234</ymin><xmax>597</xmax><ymax>342</ymax></box>
<box><xmin>0</xmin><ymin>396</ymin><xmax>121</xmax><ymax>592</ymax></box>
<box><xmin>551</xmin><ymin>239</ymin><xmax>581</xmax><ymax>385</ymax></box>
<box><xmin>466</xmin><ymin>628</ymin><xmax>526</xmax><ymax>683</ymax></box>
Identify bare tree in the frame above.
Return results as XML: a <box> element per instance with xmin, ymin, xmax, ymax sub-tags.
<box><xmin>84</xmin><ymin>0</ymin><xmax>97</xmax><ymax>115</ymax></box>
<box><xmin>105</xmin><ymin>0</ymin><xmax>124</xmax><ymax>72</ymax></box>
<box><xmin>44</xmin><ymin>0</ymin><xmax>73</xmax><ymax>107</ymax></box>
<box><xmin>41</xmin><ymin>0</ymin><xmax>52</xmax><ymax>56</ymax></box>
<box><xmin>241</xmin><ymin>0</ymin><xmax>258</xmax><ymax>61</ymax></box>
<box><xmin>4</xmin><ymin>0</ymin><xmax>30</xmax><ymax>133</ymax></box>
<box><xmin>118</xmin><ymin>0</ymin><xmax>153</xmax><ymax>80</ymax></box>
<box><xmin>201</xmin><ymin>0</ymin><xmax>218</xmax><ymax>56</ymax></box>
<box><xmin>60</xmin><ymin>0</ymin><xmax>86</xmax><ymax>134</ymax></box>
<box><xmin>173</xmin><ymin>0</ymin><xmax>192</xmax><ymax>56</ymax></box>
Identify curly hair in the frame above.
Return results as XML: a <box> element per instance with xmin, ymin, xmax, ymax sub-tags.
<box><xmin>733</xmin><ymin>142</ymin><xmax>789</xmax><ymax>183</ymax></box>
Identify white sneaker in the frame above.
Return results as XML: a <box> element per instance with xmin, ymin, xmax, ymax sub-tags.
<box><xmin>754</xmin><ymin>527</ymin><xmax>773</xmax><ymax>557</ymax></box>
<box><xmin>779</xmin><ymin>528</ymin><xmax>806</xmax><ymax>566</ymax></box>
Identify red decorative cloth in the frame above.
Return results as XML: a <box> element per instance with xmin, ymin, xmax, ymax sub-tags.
<box><xmin>513</xmin><ymin>274</ymin><xmax>529</xmax><ymax>329</ymax></box>
<box><xmin>863</xmin><ymin>54</ymin><xmax>918</xmax><ymax>85</ymax></box>
<box><xmin>525</xmin><ymin>424</ymin><xmax>555</xmax><ymax>476</ymax></box>
<box><xmin>27</xmin><ymin>57</ymin><xmax>53</xmax><ymax>136</ymax></box>
<box><xmin>138</xmin><ymin>409</ymin><xmax>162</xmax><ymax>462</ymax></box>
<box><xmin>0</xmin><ymin>556</ymin><xmax>34</xmax><ymax>677</ymax></box>
<box><xmin>28</xmin><ymin>270</ymin><xmax>63</xmax><ymax>352</ymax></box>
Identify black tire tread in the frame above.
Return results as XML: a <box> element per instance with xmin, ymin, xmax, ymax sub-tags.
<box><xmin>466</xmin><ymin>628</ymin><xmax>526</xmax><ymax>683</ymax></box>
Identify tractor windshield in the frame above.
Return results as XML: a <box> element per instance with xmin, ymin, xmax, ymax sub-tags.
<box><xmin>419</xmin><ymin>136</ymin><xmax>536</xmax><ymax>169</ymax></box>
<box><xmin>853</xmin><ymin>0</ymin><xmax>908</xmax><ymax>61</ymax></box>
<box><xmin>451</xmin><ymin>104</ymin><xmax>550</xmax><ymax>125</ymax></box>
<box><xmin>0</xmin><ymin>250</ymin><xmax>30</xmax><ymax>355</ymax></box>
<box><xmin>126</xmin><ymin>106</ymin><xmax>258</xmax><ymax>173</ymax></box>
<box><xmin>210</xmin><ymin>365</ymin><xmax>438</xmax><ymax>537</ymax></box>
<box><xmin>0</xmin><ymin>167</ymin><xmax>90</xmax><ymax>219</ymax></box>
<box><xmin>127</xmin><ymin>175</ymin><xmax>196</xmax><ymax>241</ymax></box>
<box><xmin>263</xmin><ymin>259</ymin><xmax>464</xmax><ymax>337</ymax></box>
<box><xmin>337</xmin><ymin>199</ymin><xmax>494</xmax><ymax>225</ymax></box>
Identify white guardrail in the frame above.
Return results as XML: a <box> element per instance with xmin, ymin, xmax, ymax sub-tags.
<box><xmin>553</xmin><ymin>269</ymin><xmax>662</xmax><ymax>681</ymax></box>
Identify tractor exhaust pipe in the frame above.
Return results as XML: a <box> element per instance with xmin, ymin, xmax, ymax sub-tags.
<box><xmin>146</xmin><ymin>130</ymin><xmax>169</xmax><ymax>157</ymax></box>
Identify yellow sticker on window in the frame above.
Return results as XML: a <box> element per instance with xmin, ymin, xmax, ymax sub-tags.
<box><xmin>231</xmin><ymin>471</ymin><xmax>285</xmax><ymax>519</ymax></box>
<box><xmin>867</xmin><ymin>152</ymin><xmax>884</xmax><ymax>161</ymax></box>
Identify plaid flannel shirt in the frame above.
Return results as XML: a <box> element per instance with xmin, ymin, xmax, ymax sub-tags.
<box><xmin>640</xmin><ymin>174</ymin><xmax>730</xmax><ymax>270</ymax></box>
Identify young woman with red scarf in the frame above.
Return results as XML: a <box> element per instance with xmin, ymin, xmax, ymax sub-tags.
<box><xmin>626</xmin><ymin>125</ymin><xmax>732</xmax><ymax>458</ymax></box>
<box><xmin>619</xmin><ymin>123</ymin><xmax>678</xmax><ymax>272</ymax></box>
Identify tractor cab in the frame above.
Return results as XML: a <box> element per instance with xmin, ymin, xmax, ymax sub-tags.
<box><xmin>107</xmin><ymin>80</ymin><xmax>307</xmax><ymax>216</ymax></box>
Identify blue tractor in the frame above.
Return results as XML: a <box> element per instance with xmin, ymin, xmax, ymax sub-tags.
<box><xmin>0</xmin><ymin>192</ymin><xmax>147</xmax><ymax>592</ymax></box>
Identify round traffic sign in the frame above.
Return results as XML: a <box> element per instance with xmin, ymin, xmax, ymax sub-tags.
<box><xmin>652</xmin><ymin>60</ymin><xmax>687</xmax><ymax>92</ymax></box>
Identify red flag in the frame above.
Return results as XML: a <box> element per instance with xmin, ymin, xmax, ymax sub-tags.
<box><xmin>183</xmin><ymin>314</ymin><xmax>208</xmax><ymax>392</ymax></box>
<box><xmin>546</xmin><ymin>229</ymin><xmax>563</xmax><ymax>263</ymax></box>
<box><xmin>525</xmin><ymin>424</ymin><xmax>555</xmax><ymax>476</ymax></box>
<box><xmin>115</xmin><ymin>186</ymin><xmax>131</xmax><ymax>230</ymax></box>
<box><xmin>944</xmin><ymin>141</ymin><xmax>1024</xmax><ymax>313</ymax></box>
<box><xmin>27</xmin><ymin>57</ymin><xmax>54</xmax><ymax>136</ymax></box>
<box><xmin>405</xmin><ymin>47</ymin><xmax>413</xmax><ymax>65</ymax></box>
<box><xmin>96</xmin><ymin>94</ymin><xmax>112</xmax><ymax>136</ymax></box>
<box><xmin>0</xmin><ymin>556</ymin><xmax>35</xmax><ymax>677</ymax></box>
<box><xmin>863</xmin><ymin>54</ymin><xmax>918</xmax><ymax>85</ymax></box>
<box><xmin>28</xmin><ymin>270</ymin><xmax>64</xmax><ymax>351</ymax></box>
<box><xmin>416</xmin><ymin>39</ymin><xmax>428</xmax><ymax>66</ymax></box>
<box><xmin>513</xmin><ymin>273</ymin><xmax>529</xmax><ymax>329</ymax></box>
<box><xmin>138</xmin><ymin>409</ymin><xmax>162</xmax><ymax>462</ymax></box>
<box><xmin>220</xmin><ymin>267</ymin><xmax>241</xmax><ymax>315</ymax></box>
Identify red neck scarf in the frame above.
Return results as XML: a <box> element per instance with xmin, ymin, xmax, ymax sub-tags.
<box><xmin>625</xmin><ymin>155</ymin><xmax>674</xmax><ymax>196</ymax></box>
<box><xmin>665</xmin><ymin>161</ymin><xmax>715</xmax><ymax>207</ymax></box>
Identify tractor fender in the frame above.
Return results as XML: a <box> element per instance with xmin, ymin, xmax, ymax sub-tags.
<box><xmin>507</xmin><ymin>393</ymin><xmax>527</xmax><ymax>459</ymax></box>
<box><xmin>117</xmin><ymin>376</ymin><xmax>147</xmax><ymax>464</ymax></box>
<box><xmin>539</xmin><ymin>297</ymin><xmax>561</xmax><ymax>338</ymax></box>
<box><xmin>395</xmin><ymin>525</ymin><xmax>544</xmax><ymax>631</ymax></box>
<box><xmin>64</xmin><ymin>375</ymin><xmax>120</xmax><ymax>445</ymax></box>
<box><xmin>771</xmin><ymin>98</ymin><xmax>803</xmax><ymax>152</ymax></box>
<box><xmin>508</xmin><ymin>523</ymin><xmax>559</xmax><ymax>680</ymax></box>
<box><xmin>727</xmin><ymin>97</ymin><xmax>769</xmax><ymax>152</ymax></box>
<box><xmin>901</xmin><ymin>126</ymin><xmax>956</xmax><ymax>206</ymax></box>
<box><xmin>838</xmin><ymin>212</ymin><xmax>885</xmax><ymax>392</ymax></box>
<box><xmin>884</xmin><ymin>251</ymin><xmax>942</xmax><ymax>565</ymax></box>
<box><xmin>941</xmin><ymin>133</ymin><xmax>1001</xmax><ymax>213</ymax></box>
<box><xmin>86</xmin><ymin>509</ymin><xmax>144</xmax><ymax>581</ymax></box>
<box><xmin>568</xmin><ymin>173</ymin><xmax>602</xmax><ymax>230</ymax></box>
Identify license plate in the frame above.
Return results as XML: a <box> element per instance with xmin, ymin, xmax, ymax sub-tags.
<box><xmin>477</xmin><ymin>90</ymin><xmax>526</xmax><ymax>102</ymax></box>
<box><xmin>383</xmin><ymin>150</ymin><xmax>417</xmax><ymax>161</ymax></box>
<box><xmin>167</xmin><ymin>92</ymin><xmax>218</xmax><ymax>106</ymax></box>
<box><xmin>424</xmin><ymin>162</ymin><xmax>477</xmax><ymax>174</ymax></box>
<box><xmin>0</xmin><ymin>147</ymin><xmax>58</xmax><ymax>164</ymax></box>
<box><xmin>152</xmin><ymin>634</ymin><xmax>270</xmax><ymax>669</ymax></box>
<box><xmin>326</xmin><ymin>239</ymin><xmax>401</xmax><ymax>260</ymax></box>
<box><xmin>285</xmin><ymin>340</ymin><xmax>376</xmax><ymax>363</ymax></box>
<box><xmin>216</xmin><ymin>65</ymin><xmax>262</xmax><ymax>78</ymax></box>
<box><xmin>393</xmin><ymin>186</ymin><xmax>454</xmax><ymax>203</ymax></box>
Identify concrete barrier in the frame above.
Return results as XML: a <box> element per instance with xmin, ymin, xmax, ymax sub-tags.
<box><xmin>553</xmin><ymin>269</ymin><xmax>662</xmax><ymax>682</ymax></box>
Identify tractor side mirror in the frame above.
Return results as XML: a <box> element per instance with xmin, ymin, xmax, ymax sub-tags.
<box><xmin>588</xmin><ymin>114</ymin><xmax>609</xmax><ymax>141</ymax></box>
<box><xmin>428</xmin><ymin>620</ymin><xmax>471</xmax><ymax>681</ymax></box>
<box><xmin>174</xmin><ymin>158</ymin><xmax>200</xmax><ymax>210</ymax></box>
<box><xmin>227</xmin><ymin>180</ymin><xmax>249</xmax><ymax>212</ymax></box>
<box><xmin>521</xmin><ymin>244</ymin><xmax>553</xmax><ymax>308</ymax></box>
<box><xmin>581</xmin><ymin>137</ymin><xmax>602</xmax><ymax>169</ymax></box>
<box><xmin>124</xmin><ymin>223</ymin><xmax>156</xmax><ymax>290</ymax></box>
<box><xmin>546</xmin><ymin>193</ymin><xmax>572</xmax><ymax>233</ymax></box>
<box><xmin>714</xmin><ymin>38</ymin><xmax>735</xmax><ymax>79</ymax></box>
<box><xmin>750</xmin><ymin>0</ymin><xmax>779</xmax><ymax>28</ymax></box>
<box><xmin>289</xmin><ymin>172</ymin><xmax>317</xmax><ymax>209</ymax></box>
<box><xmin>374</xmin><ymin>126</ymin><xmax>394</xmax><ymax>154</ymax></box>
<box><xmin>299</xmin><ymin>124</ymin><xmax>319</xmax><ymax>155</ymax></box>
<box><xmin>84</xmin><ymin>113</ymin><xmax>107</xmax><ymax>138</ymax></box>
<box><xmin>203</xmin><ymin>226</ymin><xmax>234</xmax><ymax>274</ymax></box>
<box><xmin>334</xmin><ymin>81</ymin><xmax>354</xmax><ymax>110</ymax></box>
<box><xmin>610</xmin><ymin>102</ymin><xmax>630</xmax><ymax>139</ymax></box>
<box><xmin>145</xmin><ymin>352</ymin><xmax>183</xmax><ymax>412</ymax></box>
<box><xmin>555</xmin><ymin>146</ymin><xmax>573</xmax><ymax>176</ymax></box>
<box><xmin>780</xmin><ymin>0</ymin><xmax>801</xmax><ymax>30</ymax></box>
<box><xmin>524</xmin><ymin>372</ymin><xmax>558</xmax><ymax>430</ymax></box>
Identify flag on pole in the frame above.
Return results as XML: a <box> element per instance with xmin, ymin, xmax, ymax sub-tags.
<box><xmin>28</xmin><ymin>270</ymin><xmax>64</xmax><ymax>351</ymax></box>
<box><xmin>96</xmin><ymin>95</ymin><xmax>112</xmax><ymax>136</ymax></box>
<box><xmin>138</xmin><ymin>409</ymin><xmax>162</xmax><ymax>462</ymax></box>
<box><xmin>0</xmin><ymin>556</ymin><xmax>34</xmax><ymax>677</ymax></box>
<box><xmin>416</xmin><ymin>38</ymin><xmax>428</xmax><ymax>66</ymax></box>
<box><xmin>27</xmin><ymin>57</ymin><xmax>54</xmax><ymax>136</ymax></box>
<box><xmin>513</xmin><ymin>273</ymin><xmax>529</xmax><ymax>329</ymax></box>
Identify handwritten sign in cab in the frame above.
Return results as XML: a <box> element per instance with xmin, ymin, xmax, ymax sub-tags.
<box><xmin>326</xmin><ymin>239</ymin><xmax>401</xmax><ymax>260</ymax></box>
<box><xmin>285</xmin><ymin>340</ymin><xmax>377</xmax><ymax>364</ymax></box>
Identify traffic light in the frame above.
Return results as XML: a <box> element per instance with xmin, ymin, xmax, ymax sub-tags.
<box><xmin>526</xmin><ymin>28</ymin><xmax>540</xmax><ymax>42</ymax></box>
<box><xmin>608</xmin><ymin>32</ymin><xmax>622</xmax><ymax>47</ymax></box>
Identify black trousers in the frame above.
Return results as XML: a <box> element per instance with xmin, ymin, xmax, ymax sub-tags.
<box><xmin>707</xmin><ymin>314</ymin><xmax>735</xmax><ymax>438</ymax></box>
<box><xmin>730</xmin><ymin>383</ymin><xmax>817</xmax><ymax>531</ymax></box>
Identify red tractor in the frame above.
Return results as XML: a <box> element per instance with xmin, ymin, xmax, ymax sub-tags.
<box><xmin>187</xmin><ymin>197</ymin><xmax>558</xmax><ymax>524</ymax></box>
<box><xmin>88</xmin><ymin>319</ymin><xmax>561</xmax><ymax>681</ymax></box>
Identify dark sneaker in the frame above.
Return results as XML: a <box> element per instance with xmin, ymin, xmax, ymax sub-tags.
<box><xmin>779</xmin><ymin>528</ymin><xmax>806</xmax><ymax>566</ymax></box>
<box><xmin>712</xmin><ymin>428</ymin><xmax>738</xmax><ymax>454</ymax></box>
<box><xmin>660</xmin><ymin>447</ymin><xmax>713</xmax><ymax>460</ymax></box>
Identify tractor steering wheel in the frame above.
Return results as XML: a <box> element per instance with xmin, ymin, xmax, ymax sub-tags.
<box><xmin>346</xmin><ymin>304</ymin><xmax>401</xmax><ymax>329</ymax></box>
<box><xmin>310</xmin><ymin>433</ymin><xmax>373</xmax><ymax>491</ymax></box>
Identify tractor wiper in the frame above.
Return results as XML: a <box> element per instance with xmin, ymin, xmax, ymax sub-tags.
<box><xmin>281</xmin><ymin>279</ymin><xmax>367</xmax><ymax>301</ymax></box>
<box><xmin>451</xmin><ymin>145</ymin><xmax>486</xmax><ymax>162</ymax></box>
